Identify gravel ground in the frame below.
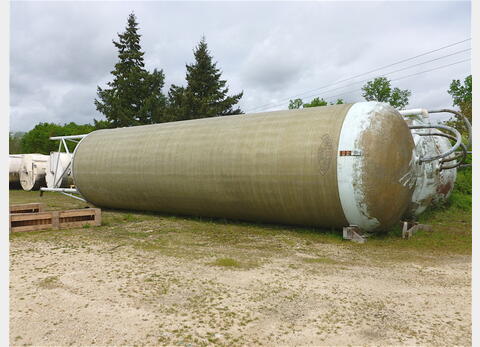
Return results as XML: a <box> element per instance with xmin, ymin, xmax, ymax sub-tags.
<box><xmin>10</xmin><ymin>235</ymin><xmax>471</xmax><ymax>346</ymax></box>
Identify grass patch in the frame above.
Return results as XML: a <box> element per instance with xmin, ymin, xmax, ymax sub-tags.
<box><xmin>9</xmin><ymin>184</ymin><xmax>472</xmax><ymax>264</ymax></box>
<box><xmin>364</xmin><ymin>165</ymin><xmax>472</xmax><ymax>257</ymax></box>
<box><xmin>38</xmin><ymin>276</ymin><xmax>63</xmax><ymax>289</ymax></box>
<box><xmin>210</xmin><ymin>257</ymin><xmax>241</xmax><ymax>268</ymax></box>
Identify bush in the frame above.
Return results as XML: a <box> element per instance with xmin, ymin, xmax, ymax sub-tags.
<box><xmin>447</xmin><ymin>153</ymin><xmax>472</xmax><ymax>211</ymax></box>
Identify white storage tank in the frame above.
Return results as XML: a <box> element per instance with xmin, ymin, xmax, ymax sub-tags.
<box><xmin>401</xmin><ymin>111</ymin><xmax>460</xmax><ymax>216</ymax></box>
<box><xmin>19</xmin><ymin>154</ymin><xmax>49</xmax><ymax>191</ymax></box>
<box><xmin>46</xmin><ymin>152</ymin><xmax>74</xmax><ymax>188</ymax></box>
<box><xmin>9</xmin><ymin>154</ymin><xmax>24</xmax><ymax>189</ymax></box>
<box><xmin>432</xmin><ymin>136</ymin><xmax>457</xmax><ymax>204</ymax></box>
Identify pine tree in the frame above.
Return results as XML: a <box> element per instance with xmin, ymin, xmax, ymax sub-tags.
<box><xmin>168</xmin><ymin>37</ymin><xmax>243</xmax><ymax>121</ymax></box>
<box><xmin>139</xmin><ymin>68</ymin><xmax>168</xmax><ymax>124</ymax></box>
<box><xmin>95</xmin><ymin>12</ymin><xmax>166</xmax><ymax>127</ymax></box>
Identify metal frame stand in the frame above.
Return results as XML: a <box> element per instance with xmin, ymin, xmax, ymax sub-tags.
<box><xmin>401</xmin><ymin>221</ymin><xmax>432</xmax><ymax>239</ymax></box>
<box><xmin>343</xmin><ymin>225</ymin><xmax>368</xmax><ymax>243</ymax></box>
<box><xmin>40</xmin><ymin>134</ymin><xmax>88</xmax><ymax>202</ymax></box>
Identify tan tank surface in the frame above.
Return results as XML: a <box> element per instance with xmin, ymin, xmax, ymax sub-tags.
<box><xmin>72</xmin><ymin>102</ymin><xmax>416</xmax><ymax>232</ymax></box>
<box><xmin>19</xmin><ymin>154</ymin><xmax>49</xmax><ymax>191</ymax></box>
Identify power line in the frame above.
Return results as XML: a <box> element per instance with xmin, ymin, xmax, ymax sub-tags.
<box><xmin>260</xmin><ymin>48</ymin><xmax>471</xmax><ymax>110</ymax></box>
<box><xmin>308</xmin><ymin>59</ymin><xmax>470</xmax><ymax>106</ymax></box>
<box><xmin>246</xmin><ymin>38</ymin><xmax>471</xmax><ymax>112</ymax></box>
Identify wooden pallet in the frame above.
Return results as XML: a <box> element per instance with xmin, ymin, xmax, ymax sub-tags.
<box><xmin>9</xmin><ymin>208</ymin><xmax>101</xmax><ymax>233</ymax></box>
<box><xmin>10</xmin><ymin>203</ymin><xmax>44</xmax><ymax>214</ymax></box>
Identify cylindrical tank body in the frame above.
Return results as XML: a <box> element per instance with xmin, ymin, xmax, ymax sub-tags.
<box><xmin>19</xmin><ymin>154</ymin><xmax>49</xmax><ymax>191</ymax></box>
<box><xmin>403</xmin><ymin>114</ymin><xmax>457</xmax><ymax>216</ymax></box>
<box><xmin>9</xmin><ymin>155</ymin><xmax>24</xmax><ymax>189</ymax></box>
<box><xmin>432</xmin><ymin>136</ymin><xmax>457</xmax><ymax>204</ymax></box>
<box><xmin>46</xmin><ymin>152</ymin><xmax>74</xmax><ymax>188</ymax></box>
<box><xmin>73</xmin><ymin>102</ymin><xmax>416</xmax><ymax>232</ymax></box>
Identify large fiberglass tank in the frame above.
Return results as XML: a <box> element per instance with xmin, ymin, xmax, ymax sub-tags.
<box><xmin>72</xmin><ymin>102</ymin><xmax>416</xmax><ymax>232</ymax></box>
<box><xmin>19</xmin><ymin>154</ymin><xmax>49</xmax><ymax>191</ymax></box>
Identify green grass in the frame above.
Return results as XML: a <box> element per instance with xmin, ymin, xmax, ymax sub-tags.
<box><xmin>365</xmin><ymin>165</ymin><xmax>472</xmax><ymax>255</ymax></box>
<box><xmin>210</xmin><ymin>258</ymin><xmax>241</xmax><ymax>268</ymax></box>
<box><xmin>9</xmin><ymin>176</ymin><xmax>471</xmax><ymax>266</ymax></box>
<box><xmin>447</xmin><ymin>161</ymin><xmax>472</xmax><ymax>211</ymax></box>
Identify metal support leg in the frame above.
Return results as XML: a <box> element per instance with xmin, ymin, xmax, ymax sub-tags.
<box><xmin>343</xmin><ymin>225</ymin><xmax>368</xmax><ymax>243</ymax></box>
<box><xmin>401</xmin><ymin>221</ymin><xmax>432</xmax><ymax>239</ymax></box>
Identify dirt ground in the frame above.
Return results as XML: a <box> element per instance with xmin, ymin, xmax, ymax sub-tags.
<box><xmin>9</xmin><ymin>192</ymin><xmax>471</xmax><ymax>346</ymax></box>
<box><xmin>10</xmin><ymin>238</ymin><xmax>471</xmax><ymax>346</ymax></box>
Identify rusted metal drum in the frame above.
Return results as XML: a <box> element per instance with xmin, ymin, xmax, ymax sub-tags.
<box><xmin>46</xmin><ymin>152</ymin><xmax>74</xmax><ymax>188</ymax></box>
<box><xmin>72</xmin><ymin>102</ymin><xmax>416</xmax><ymax>232</ymax></box>
<box><xmin>9</xmin><ymin>155</ymin><xmax>24</xmax><ymax>189</ymax></box>
<box><xmin>19</xmin><ymin>154</ymin><xmax>49</xmax><ymax>191</ymax></box>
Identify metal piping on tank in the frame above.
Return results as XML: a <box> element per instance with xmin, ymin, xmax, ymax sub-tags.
<box><xmin>399</xmin><ymin>108</ymin><xmax>471</xmax><ymax>165</ymax></box>
<box><xmin>408</xmin><ymin>124</ymin><xmax>462</xmax><ymax>163</ymax></box>
<box><xmin>428</xmin><ymin>109</ymin><xmax>472</xmax><ymax>149</ymax></box>
<box><xmin>400</xmin><ymin>106</ymin><xmax>470</xmax><ymax>217</ymax></box>
<box><xmin>416</xmin><ymin>132</ymin><xmax>467</xmax><ymax>170</ymax></box>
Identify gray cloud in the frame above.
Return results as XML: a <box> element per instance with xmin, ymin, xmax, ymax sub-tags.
<box><xmin>10</xmin><ymin>1</ymin><xmax>471</xmax><ymax>132</ymax></box>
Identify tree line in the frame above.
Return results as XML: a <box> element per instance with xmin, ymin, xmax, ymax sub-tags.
<box><xmin>10</xmin><ymin>12</ymin><xmax>472</xmax><ymax>154</ymax></box>
<box><xmin>288</xmin><ymin>77</ymin><xmax>412</xmax><ymax>110</ymax></box>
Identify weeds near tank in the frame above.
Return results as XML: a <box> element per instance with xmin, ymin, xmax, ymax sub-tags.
<box><xmin>211</xmin><ymin>257</ymin><xmax>241</xmax><ymax>268</ymax></box>
<box><xmin>367</xmin><ymin>182</ymin><xmax>471</xmax><ymax>255</ymax></box>
<box><xmin>123</xmin><ymin>213</ymin><xmax>140</xmax><ymax>222</ymax></box>
<box><xmin>447</xmin><ymin>155</ymin><xmax>472</xmax><ymax>211</ymax></box>
<box><xmin>363</xmin><ymin>159</ymin><xmax>471</xmax><ymax>255</ymax></box>
<box><xmin>9</xmin><ymin>183</ymin><xmax>471</xmax><ymax>259</ymax></box>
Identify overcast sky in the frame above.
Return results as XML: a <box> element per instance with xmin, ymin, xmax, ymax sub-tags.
<box><xmin>10</xmin><ymin>1</ymin><xmax>471</xmax><ymax>132</ymax></box>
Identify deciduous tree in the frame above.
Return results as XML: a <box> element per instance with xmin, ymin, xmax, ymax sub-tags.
<box><xmin>21</xmin><ymin>122</ymin><xmax>95</xmax><ymax>154</ymax></box>
<box><xmin>361</xmin><ymin>77</ymin><xmax>411</xmax><ymax>109</ymax></box>
<box><xmin>446</xmin><ymin>75</ymin><xmax>472</xmax><ymax>136</ymax></box>
<box><xmin>287</xmin><ymin>97</ymin><xmax>344</xmax><ymax>109</ymax></box>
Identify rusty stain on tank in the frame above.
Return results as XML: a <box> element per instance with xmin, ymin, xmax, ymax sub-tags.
<box><xmin>358</xmin><ymin>107</ymin><xmax>415</xmax><ymax>230</ymax></box>
<box><xmin>438</xmin><ymin>180</ymin><xmax>452</xmax><ymax>196</ymax></box>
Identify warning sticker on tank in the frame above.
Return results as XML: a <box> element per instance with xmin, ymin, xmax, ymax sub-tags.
<box><xmin>339</xmin><ymin>150</ymin><xmax>362</xmax><ymax>156</ymax></box>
